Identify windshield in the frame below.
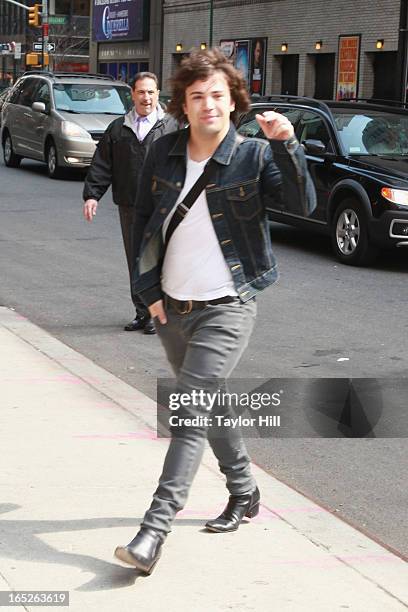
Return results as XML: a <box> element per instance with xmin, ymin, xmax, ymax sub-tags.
<box><xmin>53</xmin><ymin>83</ymin><xmax>133</xmax><ymax>114</ymax></box>
<box><xmin>332</xmin><ymin>109</ymin><xmax>408</xmax><ymax>156</ymax></box>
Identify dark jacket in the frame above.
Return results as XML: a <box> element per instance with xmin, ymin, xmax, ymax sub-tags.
<box><xmin>82</xmin><ymin>107</ymin><xmax>178</xmax><ymax>207</ymax></box>
<box><xmin>132</xmin><ymin>122</ymin><xmax>317</xmax><ymax>307</ymax></box>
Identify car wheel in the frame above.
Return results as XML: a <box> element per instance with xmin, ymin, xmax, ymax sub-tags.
<box><xmin>46</xmin><ymin>140</ymin><xmax>63</xmax><ymax>179</ymax></box>
<box><xmin>3</xmin><ymin>132</ymin><xmax>22</xmax><ymax>168</ymax></box>
<box><xmin>331</xmin><ymin>198</ymin><xmax>378</xmax><ymax>266</ymax></box>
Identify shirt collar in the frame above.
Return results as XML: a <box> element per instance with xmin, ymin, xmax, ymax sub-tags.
<box><xmin>133</xmin><ymin>107</ymin><xmax>158</xmax><ymax>125</ymax></box>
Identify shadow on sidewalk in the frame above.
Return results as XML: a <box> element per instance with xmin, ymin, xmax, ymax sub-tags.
<box><xmin>0</xmin><ymin>504</ymin><xmax>208</xmax><ymax>591</ymax></box>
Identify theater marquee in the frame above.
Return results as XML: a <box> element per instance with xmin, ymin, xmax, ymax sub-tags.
<box><xmin>92</xmin><ymin>0</ymin><xmax>148</xmax><ymax>42</ymax></box>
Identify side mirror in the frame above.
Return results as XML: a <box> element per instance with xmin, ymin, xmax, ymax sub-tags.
<box><xmin>303</xmin><ymin>139</ymin><xmax>327</xmax><ymax>155</ymax></box>
<box><xmin>32</xmin><ymin>101</ymin><xmax>46</xmax><ymax>113</ymax></box>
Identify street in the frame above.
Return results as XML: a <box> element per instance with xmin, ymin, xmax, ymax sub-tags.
<box><xmin>1</xmin><ymin>158</ymin><xmax>407</xmax><ymax>558</ymax></box>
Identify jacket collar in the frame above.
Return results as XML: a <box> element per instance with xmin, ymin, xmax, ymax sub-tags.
<box><xmin>169</xmin><ymin>122</ymin><xmax>239</xmax><ymax>166</ymax></box>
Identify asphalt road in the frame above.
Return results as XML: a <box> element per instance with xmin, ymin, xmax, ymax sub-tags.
<box><xmin>1</xmin><ymin>158</ymin><xmax>407</xmax><ymax>558</ymax></box>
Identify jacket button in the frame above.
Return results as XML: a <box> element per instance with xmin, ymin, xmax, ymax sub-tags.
<box><xmin>212</xmin><ymin>213</ymin><xmax>223</xmax><ymax>219</ymax></box>
<box><xmin>160</xmin><ymin>208</ymin><xmax>167</xmax><ymax>214</ymax></box>
<box><xmin>176</xmin><ymin>181</ymin><xmax>182</xmax><ymax>187</ymax></box>
<box><xmin>221</xmin><ymin>239</ymin><xmax>231</xmax><ymax>246</ymax></box>
<box><xmin>231</xmin><ymin>264</ymin><xmax>241</xmax><ymax>271</ymax></box>
<box><xmin>145</xmin><ymin>231</ymin><xmax>151</xmax><ymax>238</ymax></box>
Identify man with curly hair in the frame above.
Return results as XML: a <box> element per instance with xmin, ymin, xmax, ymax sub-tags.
<box><xmin>115</xmin><ymin>48</ymin><xmax>316</xmax><ymax>574</ymax></box>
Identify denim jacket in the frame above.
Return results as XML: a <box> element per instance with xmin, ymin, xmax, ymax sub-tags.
<box><xmin>132</xmin><ymin>122</ymin><xmax>316</xmax><ymax>307</ymax></box>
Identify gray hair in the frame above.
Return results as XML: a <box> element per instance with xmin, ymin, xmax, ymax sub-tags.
<box><xmin>130</xmin><ymin>72</ymin><xmax>159</xmax><ymax>90</ymax></box>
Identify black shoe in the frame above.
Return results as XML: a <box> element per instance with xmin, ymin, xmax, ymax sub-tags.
<box><xmin>124</xmin><ymin>314</ymin><xmax>150</xmax><ymax>332</ymax></box>
<box><xmin>114</xmin><ymin>528</ymin><xmax>164</xmax><ymax>574</ymax></box>
<box><xmin>205</xmin><ymin>486</ymin><xmax>260</xmax><ymax>533</ymax></box>
<box><xmin>142</xmin><ymin>319</ymin><xmax>156</xmax><ymax>335</ymax></box>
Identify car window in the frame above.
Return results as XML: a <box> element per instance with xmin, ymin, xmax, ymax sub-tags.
<box><xmin>237</xmin><ymin>107</ymin><xmax>302</xmax><ymax>138</ymax></box>
<box><xmin>298</xmin><ymin>111</ymin><xmax>333</xmax><ymax>151</ymax></box>
<box><xmin>53</xmin><ymin>83</ymin><xmax>132</xmax><ymax>114</ymax></box>
<box><xmin>8</xmin><ymin>81</ymin><xmax>25</xmax><ymax>104</ymax></box>
<box><xmin>17</xmin><ymin>78</ymin><xmax>40</xmax><ymax>108</ymax></box>
<box><xmin>0</xmin><ymin>88</ymin><xmax>10</xmax><ymax>101</ymax></box>
<box><xmin>34</xmin><ymin>81</ymin><xmax>51</xmax><ymax>112</ymax></box>
<box><xmin>332</xmin><ymin>109</ymin><xmax>408</xmax><ymax>156</ymax></box>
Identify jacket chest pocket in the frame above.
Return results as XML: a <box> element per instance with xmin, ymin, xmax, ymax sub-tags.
<box><xmin>151</xmin><ymin>175</ymin><xmax>166</xmax><ymax>198</ymax></box>
<box><xmin>226</xmin><ymin>184</ymin><xmax>261</xmax><ymax>221</ymax></box>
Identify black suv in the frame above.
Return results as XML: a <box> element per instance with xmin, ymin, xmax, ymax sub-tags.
<box><xmin>237</xmin><ymin>96</ymin><xmax>408</xmax><ymax>265</ymax></box>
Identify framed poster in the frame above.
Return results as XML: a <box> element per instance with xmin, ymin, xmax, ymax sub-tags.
<box><xmin>235</xmin><ymin>40</ymin><xmax>250</xmax><ymax>83</ymax></box>
<box><xmin>220</xmin><ymin>38</ymin><xmax>267</xmax><ymax>92</ymax></box>
<box><xmin>249</xmin><ymin>38</ymin><xmax>267</xmax><ymax>96</ymax></box>
<box><xmin>219</xmin><ymin>40</ymin><xmax>235</xmax><ymax>61</ymax></box>
<box><xmin>336</xmin><ymin>35</ymin><xmax>361</xmax><ymax>100</ymax></box>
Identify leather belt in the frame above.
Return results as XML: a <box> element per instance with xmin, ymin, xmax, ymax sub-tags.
<box><xmin>165</xmin><ymin>294</ymin><xmax>237</xmax><ymax>315</ymax></box>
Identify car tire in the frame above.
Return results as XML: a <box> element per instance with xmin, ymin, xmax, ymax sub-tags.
<box><xmin>3</xmin><ymin>132</ymin><xmax>22</xmax><ymax>168</ymax></box>
<box><xmin>46</xmin><ymin>140</ymin><xmax>64</xmax><ymax>179</ymax></box>
<box><xmin>331</xmin><ymin>198</ymin><xmax>378</xmax><ymax>266</ymax></box>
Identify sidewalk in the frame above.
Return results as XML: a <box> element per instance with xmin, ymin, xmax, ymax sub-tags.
<box><xmin>0</xmin><ymin>305</ymin><xmax>407</xmax><ymax>612</ymax></box>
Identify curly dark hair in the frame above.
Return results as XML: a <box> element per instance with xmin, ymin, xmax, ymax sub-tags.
<box><xmin>167</xmin><ymin>47</ymin><xmax>250</xmax><ymax>124</ymax></box>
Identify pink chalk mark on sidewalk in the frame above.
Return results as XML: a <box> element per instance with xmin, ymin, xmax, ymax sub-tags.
<box><xmin>263</xmin><ymin>553</ymin><xmax>400</xmax><ymax>569</ymax></box>
<box><xmin>177</xmin><ymin>505</ymin><xmax>324</xmax><ymax>522</ymax></box>
<box><xmin>6</xmin><ymin>374</ymin><xmax>105</xmax><ymax>386</ymax></box>
<box><xmin>55</xmin><ymin>374</ymin><xmax>104</xmax><ymax>385</ymax></box>
<box><xmin>7</xmin><ymin>374</ymin><xmax>84</xmax><ymax>385</ymax></box>
<box><xmin>73</xmin><ymin>429</ymin><xmax>159</xmax><ymax>440</ymax></box>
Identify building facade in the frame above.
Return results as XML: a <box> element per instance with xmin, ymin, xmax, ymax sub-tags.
<box><xmin>89</xmin><ymin>0</ymin><xmax>164</xmax><ymax>85</ymax></box>
<box><xmin>0</xmin><ymin>1</ymin><xmax>27</xmax><ymax>85</ymax></box>
<box><xmin>161</xmin><ymin>0</ymin><xmax>406</xmax><ymax>101</ymax></box>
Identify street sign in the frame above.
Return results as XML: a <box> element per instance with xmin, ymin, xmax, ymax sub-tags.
<box><xmin>1</xmin><ymin>43</ymin><xmax>11</xmax><ymax>54</ymax></box>
<box><xmin>33</xmin><ymin>42</ymin><xmax>56</xmax><ymax>53</ymax></box>
<box><xmin>14</xmin><ymin>43</ymin><xmax>22</xmax><ymax>60</ymax></box>
<box><xmin>49</xmin><ymin>16</ymin><xmax>67</xmax><ymax>25</ymax></box>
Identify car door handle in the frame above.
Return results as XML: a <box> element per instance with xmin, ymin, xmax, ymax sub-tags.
<box><xmin>23</xmin><ymin>112</ymin><xmax>31</xmax><ymax>118</ymax></box>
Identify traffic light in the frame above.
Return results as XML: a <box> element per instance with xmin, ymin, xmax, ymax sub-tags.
<box><xmin>28</xmin><ymin>4</ymin><xmax>41</xmax><ymax>27</ymax></box>
<box><xmin>26</xmin><ymin>52</ymin><xmax>49</xmax><ymax>66</ymax></box>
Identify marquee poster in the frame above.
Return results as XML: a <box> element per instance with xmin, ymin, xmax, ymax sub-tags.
<box><xmin>336</xmin><ymin>35</ymin><xmax>361</xmax><ymax>100</ymax></box>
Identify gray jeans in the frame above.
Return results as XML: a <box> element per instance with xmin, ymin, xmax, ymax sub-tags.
<box><xmin>141</xmin><ymin>297</ymin><xmax>257</xmax><ymax>535</ymax></box>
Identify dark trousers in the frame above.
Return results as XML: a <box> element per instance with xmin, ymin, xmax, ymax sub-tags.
<box><xmin>118</xmin><ymin>206</ymin><xmax>149</xmax><ymax>318</ymax></box>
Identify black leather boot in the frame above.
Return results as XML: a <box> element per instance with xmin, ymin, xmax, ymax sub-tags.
<box><xmin>142</xmin><ymin>318</ymin><xmax>156</xmax><ymax>335</ymax></box>
<box><xmin>124</xmin><ymin>311</ymin><xmax>153</xmax><ymax>332</ymax></box>
<box><xmin>205</xmin><ymin>487</ymin><xmax>260</xmax><ymax>533</ymax></box>
<box><xmin>114</xmin><ymin>528</ymin><xmax>165</xmax><ymax>574</ymax></box>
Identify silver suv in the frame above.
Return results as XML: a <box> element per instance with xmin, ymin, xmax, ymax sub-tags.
<box><xmin>1</xmin><ymin>71</ymin><xmax>132</xmax><ymax>178</ymax></box>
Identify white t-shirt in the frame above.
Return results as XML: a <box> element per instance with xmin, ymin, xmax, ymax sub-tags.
<box><xmin>161</xmin><ymin>153</ymin><xmax>237</xmax><ymax>301</ymax></box>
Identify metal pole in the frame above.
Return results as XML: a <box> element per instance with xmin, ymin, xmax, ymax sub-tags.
<box><xmin>209</xmin><ymin>0</ymin><xmax>213</xmax><ymax>47</ymax></box>
<box><xmin>42</xmin><ymin>0</ymin><xmax>48</xmax><ymax>70</ymax></box>
<box><xmin>42</xmin><ymin>15</ymin><xmax>44</xmax><ymax>69</ymax></box>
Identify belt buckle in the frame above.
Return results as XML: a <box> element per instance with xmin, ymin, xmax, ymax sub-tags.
<box><xmin>176</xmin><ymin>299</ymin><xmax>193</xmax><ymax>315</ymax></box>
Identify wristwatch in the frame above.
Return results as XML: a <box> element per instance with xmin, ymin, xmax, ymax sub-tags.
<box><xmin>283</xmin><ymin>135</ymin><xmax>299</xmax><ymax>153</ymax></box>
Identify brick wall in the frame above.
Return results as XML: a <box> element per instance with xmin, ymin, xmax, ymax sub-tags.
<box><xmin>162</xmin><ymin>0</ymin><xmax>401</xmax><ymax>98</ymax></box>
